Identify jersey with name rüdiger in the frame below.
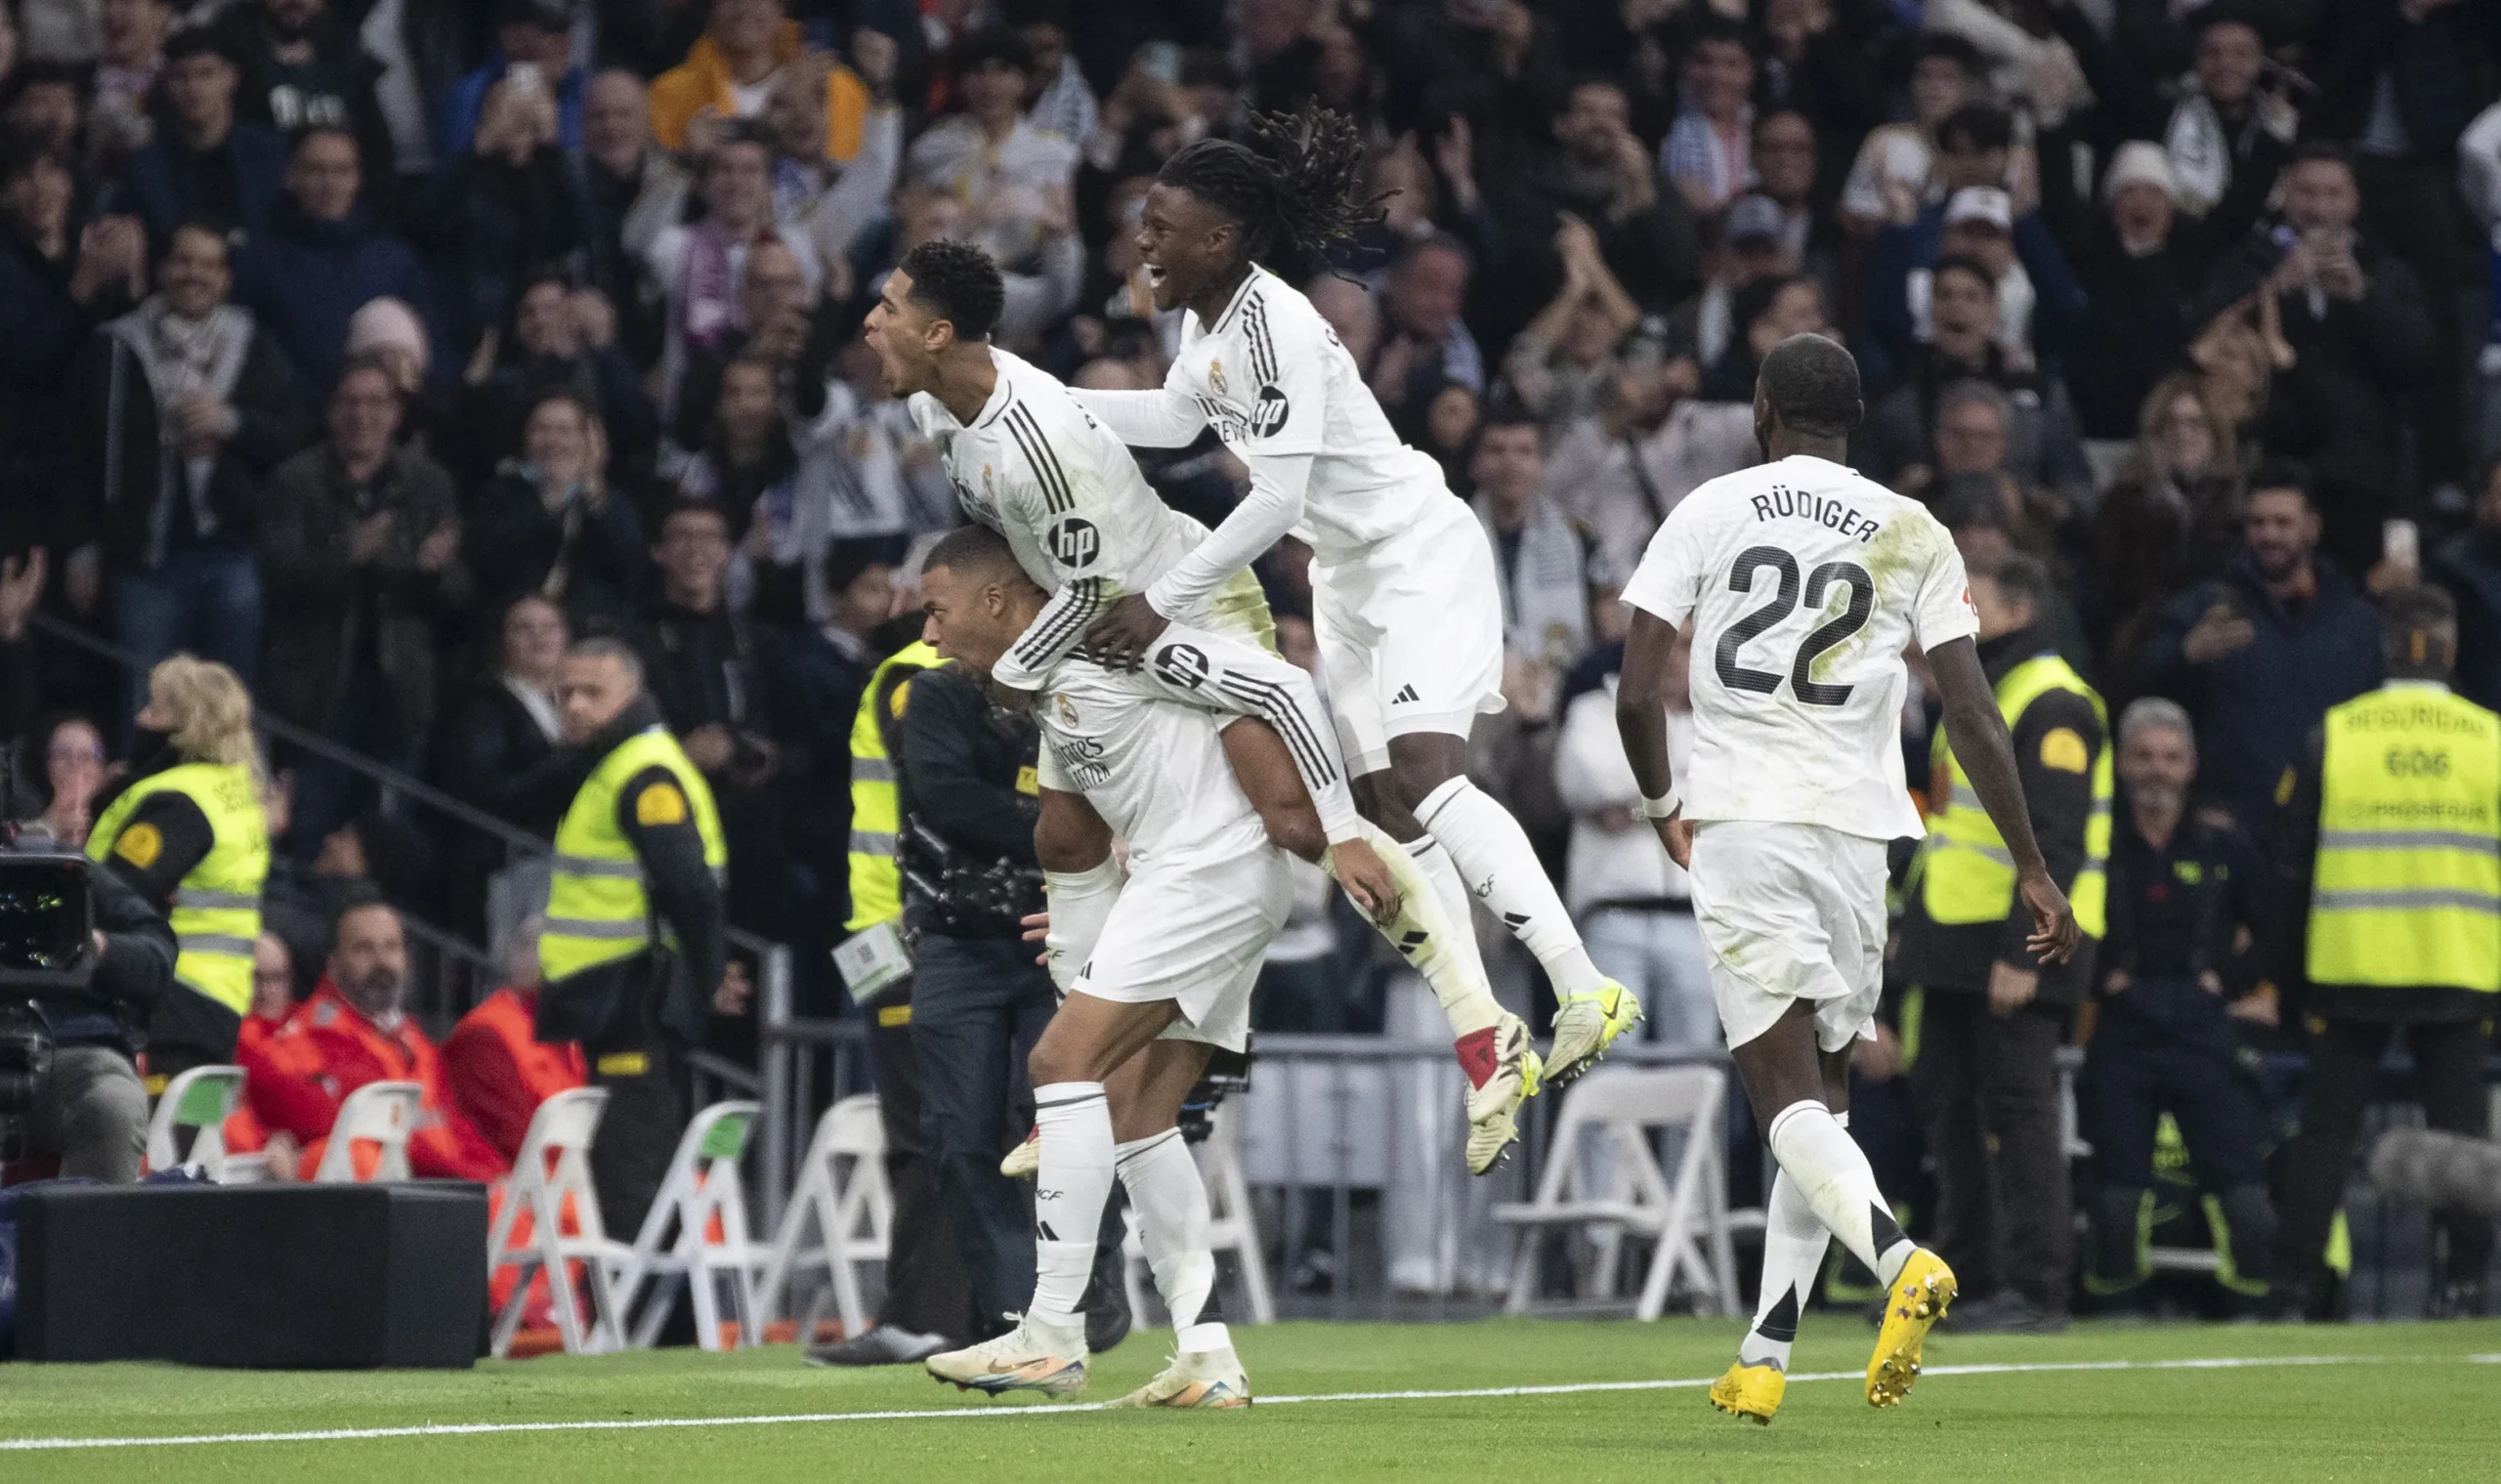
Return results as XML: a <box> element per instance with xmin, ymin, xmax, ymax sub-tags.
<box><xmin>1619</xmin><ymin>453</ymin><xmax>1976</xmax><ymax>841</ymax></box>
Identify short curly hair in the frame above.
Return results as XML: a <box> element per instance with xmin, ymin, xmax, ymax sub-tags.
<box><xmin>897</xmin><ymin>238</ymin><xmax>1005</xmax><ymax>342</ymax></box>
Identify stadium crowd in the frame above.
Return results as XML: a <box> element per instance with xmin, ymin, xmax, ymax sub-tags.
<box><xmin>2</xmin><ymin>0</ymin><xmax>2498</xmax><ymax>1325</ymax></box>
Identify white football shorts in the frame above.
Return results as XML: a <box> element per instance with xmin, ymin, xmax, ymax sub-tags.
<box><xmin>1070</xmin><ymin>847</ymin><xmax>1295</xmax><ymax>1053</ymax></box>
<box><xmin>1310</xmin><ymin>491</ymin><xmax>1505</xmax><ymax>776</ymax></box>
<box><xmin>1687</xmin><ymin>821</ymin><xmax>1889</xmax><ymax>1052</ymax></box>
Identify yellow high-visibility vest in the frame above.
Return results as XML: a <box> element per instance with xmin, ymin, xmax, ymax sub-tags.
<box><xmin>540</xmin><ymin>726</ymin><xmax>727</xmax><ymax>983</ymax></box>
<box><xmin>2307</xmin><ymin>683</ymin><xmax>2501</xmax><ymax>993</ymax></box>
<box><xmin>86</xmin><ymin>761</ymin><xmax>268</xmax><ymax>1016</ymax></box>
<box><xmin>1920</xmin><ymin>653</ymin><xmax>2111</xmax><ymax>937</ymax></box>
<box><xmin>845</xmin><ymin>642</ymin><xmax>937</xmax><ymax>932</ymax></box>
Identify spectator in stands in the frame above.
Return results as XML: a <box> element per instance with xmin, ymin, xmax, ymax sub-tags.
<box><xmin>1518</xmin><ymin>75</ymin><xmax>1698</xmax><ymax>320</ymax></box>
<box><xmin>1370</xmin><ymin>234</ymin><xmax>1483</xmax><ymax>433</ymax></box>
<box><xmin>2430</xmin><ymin>461</ymin><xmax>2501</xmax><ymax>712</ymax></box>
<box><xmin>436</xmin><ymin>590</ymin><xmax>572</xmax><ymax>837</ymax></box>
<box><xmin>647</xmin><ymin>0</ymin><xmax>871</xmax><ymax>161</ymax></box>
<box><xmin>85</xmin><ymin>0</ymin><xmax>173</xmax><ymax>167</ymax></box>
<box><xmin>2096</xmin><ymin>374</ymin><xmax>2246</xmax><ymax>657</ymax></box>
<box><xmin>639</xmin><ymin>502</ymin><xmax>809</xmax><ymax>942</ymax></box>
<box><xmin>463</xmin><ymin>389</ymin><xmax>648</xmax><ymax>634</ymax></box>
<box><xmin>648</xmin><ymin>124</ymin><xmax>818</xmax><ymax>423</ymax></box>
<box><xmin>209</xmin><ymin>0</ymin><xmax>392</xmax><ymax>195</ymax></box>
<box><xmin>2056</xmin><ymin>143</ymin><xmax>2239</xmax><ymax>450</ymax></box>
<box><xmin>2</xmin><ymin>148</ymin><xmax>144</xmax><ymax>555</ymax></box>
<box><xmin>1470</xmin><ymin>408</ymin><xmax>1599</xmax><ymax>669</ymax></box>
<box><xmin>233</xmin><ymin>126</ymin><xmax>440</xmax><ymax>394</ymax></box>
<box><xmin>760</xmin><ymin>33</ymin><xmax>901</xmax><ymax>279</ymax></box>
<box><xmin>86</xmin><ymin>655</ymin><xmax>269</xmax><ymax>1080</ymax></box>
<box><xmin>67</xmin><ymin>220</ymin><xmax>302</xmax><ymax>690</ymax></box>
<box><xmin>4</xmin><ymin>58</ymin><xmax>86</xmax><ymax>163</ymax></box>
<box><xmin>1659</xmin><ymin>19</ymin><xmax>1754</xmax><ymax>220</ymax></box>
<box><xmin>1695</xmin><ymin>273</ymin><xmax>1829</xmax><ymax>403</ymax></box>
<box><xmin>445</xmin><ymin>915</ymin><xmax>586</xmax><ymax>1166</ymax></box>
<box><xmin>668</xmin><ymin>233</ymin><xmax>810</xmax><ymax>449</ymax></box>
<box><xmin>1839</xmin><ymin>32</ymin><xmax>1985</xmax><ymax>234</ymax></box>
<box><xmin>460</xmin><ymin>275</ymin><xmax>656</xmax><ymax>488</ymax></box>
<box><xmin>18</xmin><ymin>711</ymin><xmax>106</xmax><ymax>848</ymax></box>
<box><xmin>244</xmin><ymin>895</ymin><xmax>509</xmax><ymax>1183</ymax></box>
<box><xmin>2191</xmin><ymin>144</ymin><xmax>2436</xmax><ymax>579</ymax></box>
<box><xmin>438</xmin><ymin>0</ymin><xmax>585</xmax><ymax>160</ymax></box>
<box><xmin>2139</xmin><ymin>471</ymin><xmax>2383</xmax><ymax>828</ymax></box>
<box><xmin>116</xmin><ymin>28</ymin><xmax>289</xmax><ymax>250</ymax></box>
<box><xmin>579</xmin><ymin>68</ymin><xmax>685</xmax><ymax>366</ymax></box>
<box><xmin>1749</xmin><ymin>109</ymin><xmax>1841</xmax><ymax>305</ymax></box>
<box><xmin>417</xmin><ymin>68</ymin><xmax>594</xmax><ymax>365</ymax></box>
<box><xmin>1501</xmin><ymin>213</ymin><xmax>1640</xmax><ymax>436</ymax></box>
<box><xmin>906</xmin><ymin>30</ymin><xmax>1079</xmax><ymax>318</ymax></box>
<box><xmin>1553</xmin><ymin>620</ymin><xmax>1714</xmax><ymax>1052</ymax></box>
<box><xmin>257</xmin><ymin>356</ymin><xmax>467</xmax><ymax>839</ymax></box>
<box><xmin>675</xmin><ymin>357</ymin><xmax>808</xmax><ymax>623</ymax></box>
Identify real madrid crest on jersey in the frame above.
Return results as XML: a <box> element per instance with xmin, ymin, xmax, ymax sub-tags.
<box><xmin>1056</xmin><ymin>693</ymin><xmax>1080</xmax><ymax>725</ymax></box>
<box><xmin>1208</xmin><ymin>359</ymin><xmax>1228</xmax><ymax>396</ymax></box>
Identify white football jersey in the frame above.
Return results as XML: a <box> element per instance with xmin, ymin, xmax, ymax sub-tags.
<box><xmin>1164</xmin><ymin>265</ymin><xmax>1442</xmax><ymax>557</ymax></box>
<box><xmin>1620</xmin><ymin>454</ymin><xmax>1977</xmax><ymax>841</ymax></box>
<box><xmin>1034</xmin><ymin>628</ymin><xmax>1353</xmax><ymax>864</ymax></box>
<box><xmin>910</xmin><ymin>349</ymin><xmax>1254</xmax><ymax>690</ymax></box>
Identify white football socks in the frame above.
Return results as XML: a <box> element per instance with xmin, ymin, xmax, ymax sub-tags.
<box><xmin>1765</xmin><ymin>1100</ymin><xmax>1913</xmax><ymax>1288</ymax></box>
<box><xmin>1041</xmin><ymin>858</ymin><xmax>1124</xmax><ymax>994</ymax></box>
<box><xmin>1417</xmin><ymin>776</ymin><xmax>1607</xmax><ymax>996</ymax></box>
<box><xmin>1030</xmin><ymin>1081</ymin><xmax>1114</xmax><ymax>1335</ymax></box>
<box><xmin>1335</xmin><ymin>823</ymin><xmax>1501</xmax><ymax>1038</ymax></box>
<box><xmin>1116</xmin><ymin>1128</ymin><xmax>1228</xmax><ymax>1355</ymax></box>
<box><xmin>1738</xmin><ymin>1139</ymin><xmax>1838</xmax><ymax>1372</ymax></box>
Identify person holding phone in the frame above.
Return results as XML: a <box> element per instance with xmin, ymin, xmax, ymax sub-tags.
<box><xmin>440</xmin><ymin>0</ymin><xmax>587</xmax><ymax>160</ymax></box>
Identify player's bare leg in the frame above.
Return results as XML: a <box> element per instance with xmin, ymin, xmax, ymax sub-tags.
<box><xmin>1229</xmin><ymin>721</ymin><xmax>1538</xmax><ymax>1172</ymax></box>
<box><xmin>1373</xmin><ymin>731</ymin><xmax>1639</xmax><ymax>1086</ymax></box>
<box><xmin>1728</xmin><ymin>1001</ymin><xmax>1954</xmax><ymax>1411</ymax></box>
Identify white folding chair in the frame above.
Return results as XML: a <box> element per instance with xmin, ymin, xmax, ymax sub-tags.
<box><xmin>311</xmin><ymin>1081</ymin><xmax>424</xmax><ymax>1183</ymax></box>
<box><xmin>1120</xmin><ymin>1106</ymin><xmax>1276</xmax><ymax>1326</ymax></box>
<box><xmin>612</xmin><ymin>1100</ymin><xmax>767</xmax><ymax>1350</ymax></box>
<box><xmin>757</xmin><ymin>1094</ymin><xmax>890</xmax><ymax>1336</ymax></box>
<box><xmin>144</xmin><ymin>1065</ymin><xmax>246</xmax><ymax>1179</ymax></box>
<box><xmin>1493</xmin><ymin>1065</ymin><xmax>1743</xmax><ymax>1320</ymax></box>
<box><xmin>487</xmin><ymin>1087</ymin><xmax>626</xmax><ymax>1357</ymax></box>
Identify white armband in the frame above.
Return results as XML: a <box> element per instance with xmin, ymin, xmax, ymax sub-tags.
<box><xmin>1637</xmin><ymin>788</ymin><xmax>1682</xmax><ymax>821</ymax></box>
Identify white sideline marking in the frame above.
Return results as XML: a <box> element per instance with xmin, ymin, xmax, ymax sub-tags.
<box><xmin>0</xmin><ymin>1353</ymin><xmax>2412</xmax><ymax>1452</ymax></box>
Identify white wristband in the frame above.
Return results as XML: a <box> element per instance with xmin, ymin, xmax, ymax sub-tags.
<box><xmin>1638</xmin><ymin>788</ymin><xmax>1681</xmax><ymax>820</ymax></box>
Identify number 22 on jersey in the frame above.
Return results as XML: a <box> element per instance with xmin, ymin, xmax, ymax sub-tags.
<box><xmin>1712</xmin><ymin>545</ymin><xmax>1874</xmax><ymax>706</ymax></box>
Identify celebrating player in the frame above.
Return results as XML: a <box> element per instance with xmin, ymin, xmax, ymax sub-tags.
<box><xmin>1066</xmin><ymin>107</ymin><xmax>1641</xmax><ymax>1085</ymax></box>
<box><xmin>863</xmin><ymin>237</ymin><xmax>1540</xmax><ymax>1172</ymax></box>
<box><xmin>1614</xmin><ymin>334</ymin><xmax>2081</xmax><ymax>1421</ymax></box>
<box><xmin>913</xmin><ymin>526</ymin><xmax>1385</xmax><ymax>1406</ymax></box>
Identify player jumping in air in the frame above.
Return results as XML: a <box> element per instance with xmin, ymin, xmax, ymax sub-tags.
<box><xmin>863</xmin><ymin>237</ymin><xmax>1538</xmax><ymax>1171</ymax></box>
<box><xmin>1614</xmin><ymin>334</ymin><xmax>2080</xmax><ymax>1421</ymax></box>
<box><xmin>1067</xmin><ymin>107</ymin><xmax>1643</xmax><ymax>1086</ymax></box>
<box><xmin>912</xmin><ymin>525</ymin><xmax>1395</xmax><ymax>1406</ymax></box>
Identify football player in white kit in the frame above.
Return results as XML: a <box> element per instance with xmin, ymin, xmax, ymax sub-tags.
<box><xmin>1614</xmin><ymin>335</ymin><xmax>2080</xmax><ymax>1423</ymax></box>
<box><xmin>911</xmin><ymin>525</ymin><xmax>1388</xmax><ymax>1407</ymax></box>
<box><xmin>1066</xmin><ymin>107</ymin><xmax>1641</xmax><ymax>1085</ymax></box>
<box><xmin>862</xmin><ymin>238</ymin><xmax>1541</xmax><ymax>1171</ymax></box>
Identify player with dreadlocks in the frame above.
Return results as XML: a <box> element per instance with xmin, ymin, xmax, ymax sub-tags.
<box><xmin>1074</xmin><ymin>106</ymin><xmax>1642</xmax><ymax>1095</ymax></box>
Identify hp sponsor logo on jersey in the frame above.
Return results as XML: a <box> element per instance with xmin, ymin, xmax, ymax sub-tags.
<box><xmin>1046</xmin><ymin>515</ymin><xmax>1101</xmax><ymax>571</ymax></box>
<box><xmin>1153</xmin><ymin>643</ymin><xmax>1211</xmax><ymax>691</ymax></box>
<box><xmin>1250</xmin><ymin>385</ymin><xmax>1291</xmax><ymax>438</ymax></box>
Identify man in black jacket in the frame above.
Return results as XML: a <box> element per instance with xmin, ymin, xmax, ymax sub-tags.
<box><xmin>8</xmin><ymin>852</ymin><xmax>180</xmax><ymax>1183</ymax></box>
<box><xmin>67</xmin><ymin>221</ymin><xmax>304</xmax><ymax>691</ymax></box>
<box><xmin>1898</xmin><ymin>552</ymin><xmax>2106</xmax><ymax>1334</ymax></box>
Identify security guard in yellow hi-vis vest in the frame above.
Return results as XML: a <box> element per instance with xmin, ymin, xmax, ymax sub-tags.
<box><xmin>87</xmin><ymin>656</ymin><xmax>270</xmax><ymax>1085</ymax></box>
<box><xmin>536</xmin><ymin>637</ymin><xmax>733</xmax><ymax>1238</ymax></box>
<box><xmin>1896</xmin><ymin>553</ymin><xmax>2108</xmax><ymax>1334</ymax></box>
<box><xmin>2271</xmin><ymin>585</ymin><xmax>2498</xmax><ymax>1319</ymax></box>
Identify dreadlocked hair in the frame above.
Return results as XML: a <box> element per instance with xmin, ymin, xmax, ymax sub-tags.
<box><xmin>1158</xmin><ymin>105</ymin><xmax>1383</xmax><ymax>263</ymax></box>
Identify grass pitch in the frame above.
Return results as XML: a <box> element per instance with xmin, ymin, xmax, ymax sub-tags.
<box><xmin>4</xmin><ymin>1315</ymin><xmax>2497</xmax><ymax>1481</ymax></box>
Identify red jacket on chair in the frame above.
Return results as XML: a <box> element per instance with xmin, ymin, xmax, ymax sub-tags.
<box><xmin>445</xmin><ymin>986</ymin><xmax>587</xmax><ymax>1165</ymax></box>
<box><xmin>239</xmin><ymin>980</ymin><xmax>509</xmax><ymax>1183</ymax></box>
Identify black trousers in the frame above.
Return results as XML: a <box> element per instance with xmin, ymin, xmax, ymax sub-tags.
<box><xmin>584</xmin><ymin>1026</ymin><xmax>687</xmax><ymax>1244</ymax></box>
<box><xmin>2275</xmin><ymin>1016</ymin><xmax>2495</xmax><ymax>1292</ymax></box>
<box><xmin>864</xmin><ymin>977</ymin><xmax>973</xmax><ymax>1340</ymax></box>
<box><xmin>2083</xmin><ymin>1015</ymin><xmax>2273</xmax><ymax>1293</ymax></box>
<box><xmin>1912</xmin><ymin>993</ymin><xmax>2071</xmax><ymax>1309</ymax></box>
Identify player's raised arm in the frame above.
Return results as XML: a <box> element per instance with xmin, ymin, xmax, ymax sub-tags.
<box><xmin>1615</xmin><ymin>608</ymin><xmax>1692</xmax><ymax>868</ymax></box>
<box><xmin>1928</xmin><ymin>634</ymin><xmax>2082</xmax><ymax>965</ymax></box>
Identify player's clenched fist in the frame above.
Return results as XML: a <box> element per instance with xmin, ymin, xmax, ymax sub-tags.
<box><xmin>1325</xmin><ymin>837</ymin><xmax>1404</xmax><ymax>924</ymax></box>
